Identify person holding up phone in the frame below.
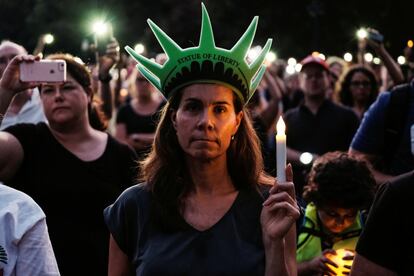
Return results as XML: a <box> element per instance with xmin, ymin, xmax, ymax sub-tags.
<box><xmin>361</xmin><ymin>28</ymin><xmax>404</xmax><ymax>89</ymax></box>
<box><xmin>0</xmin><ymin>53</ymin><xmax>138</xmax><ymax>275</ymax></box>
<box><xmin>95</xmin><ymin>37</ymin><xmax>120</xmax><ymax>122</ymax></box>
<box><xmin>88</xmin><ymin>24</ymin><xmax>120</xmax><ymax>124</ymax></box>
<box><xmin>0</xmin><ymin>40</ymin><xmax>46</xmax><ymax>130</ymax></box>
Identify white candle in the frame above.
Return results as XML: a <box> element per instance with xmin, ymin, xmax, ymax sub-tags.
<box><xmin>276</xmin><ymin>116</ymin><xmax>286</xmax><ymax>182</ymax></box>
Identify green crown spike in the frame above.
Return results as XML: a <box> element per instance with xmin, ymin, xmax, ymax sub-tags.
<box><xmin>125</xmin><ymin>3</ymin><xmax>273</xmax><ymax>104</ymax></box>
<box><xmin>249</xmin><ymin>38</ymin><xmax>273</xmax><ymax>74</ymax></box>
<box><xmin>138</xmin><ymin>65</ymin><xmax>162</xmax><ymax>91</ymax></box>
<box><xmin>147</xmin><ymin>19</ymin><xmax>183</xmax><ymax>59</ymax></box>
<box><xmin>230</xmin><ymin>16</ymin><xmax>258</xmax><ymax>60</ymax></box>
<box><xmin>250</xmin><ymin>65</ymin><xmax>267</xmax><ymax>99</ymax></box>
<box><xmin>199</xmin><ymin>3</ymin><xmax>216</xmax><ymax>49</ymax></box>
<box><xmin>125</xmin><ymin>46</ymin><xmax>163</xmax><ymax>76</ymax></box>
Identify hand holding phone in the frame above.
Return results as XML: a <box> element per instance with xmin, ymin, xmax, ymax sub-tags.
<box><xmin>95</xmin><ymin>23</ymin><xmax>114</xmax><ymax>57</ymax></box>
<box><xmin>98</xmin><ymin>37</ymin><xmax>120</xmax><ymax>77</ymax></box>
<box><xmin>367</xmin><ymin>28</ymin><xmax>384</xmax><ymax>44</ymax></box>
<box><xmin>19</xmin><ymin>60</ymin><xmax>66</xmax><ymax>83</ymax></box>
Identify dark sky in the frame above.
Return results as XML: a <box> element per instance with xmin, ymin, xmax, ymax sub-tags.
<box><xmin>0</xmin><ymin>0</ymin><xmax>413</xmax><ymax>61</ymax></box>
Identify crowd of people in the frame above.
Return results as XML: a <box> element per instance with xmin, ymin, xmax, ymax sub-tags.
<box><xmin>0</xmin><ymin>3</ymin><xmax>413</xmax><ymax>276</ymax></box>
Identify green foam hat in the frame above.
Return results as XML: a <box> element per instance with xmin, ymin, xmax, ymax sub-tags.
<box><xmin>125</xmin><ymin>3</ymin><xmax>272</xmax><ymax>104</ymax></box>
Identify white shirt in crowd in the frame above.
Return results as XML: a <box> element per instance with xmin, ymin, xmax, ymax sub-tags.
<box><xmin>0</xmin><ymin>184</ymin><xmax>60</xmax><ymax>276</ymax></box>
<box><xmin>0</xmin><ymin>88</ymin><xmax>46</xmax><ymax>130</ymax></box>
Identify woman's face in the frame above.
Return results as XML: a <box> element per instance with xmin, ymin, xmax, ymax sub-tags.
<box><xmin>135</xmin><ymin>72</ymin><xmax>152</xmax><ymax>98</ymax></box>
<box><xmin>329</xmin><ymin>63</ymin><xmax>343</xmax><ymax>79</ymax></box>
<box><xmin>349</xmin><ymin>71</ymin><xmax>372</xmax><ymax>103</ymax></box>
<box><xmin>318</xmin><ymin>205</ymin><xmax>358</xmax><ymax>234</ymax></box>
<box><xmin>171</xmin><ymin>84</ymin><xmax>242</xmax><ymax>162</ymax></box>
<box><xmin>40</xmin><ymin>73</ymin><xmax>90</xmax><ymax>125</ymax></box>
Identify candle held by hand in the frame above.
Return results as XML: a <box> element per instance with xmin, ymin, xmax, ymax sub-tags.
<box><xmin>276</xmin><ymin>116</ymin><xmax>286</xmax><ymax>182</ymax></box>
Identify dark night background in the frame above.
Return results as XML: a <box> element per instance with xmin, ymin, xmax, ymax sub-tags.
<box><xmin>1</xmin><ymin>0</ymin><xmax>413</xmax><ymax>62</ymax></box>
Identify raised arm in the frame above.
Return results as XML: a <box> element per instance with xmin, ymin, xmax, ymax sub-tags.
<box><xmin>366</xmin><ymin>29</ymin><xmax>404</xmax><ymax>85</ymax></box>
<box><xmin>261</xmin><ymin>164</ymin><xmax>300</xmax><ymax>275</ymax></box>
<box><xmin>0</xmin><ymin>55</ymin><xmax>39</xmax><ymax>122</ymax></box>
<box><xmin>0</xmin><ymin>55</ymin><xmax>37</xmax><ymax>180</ymax></box>
<box><xmin>257</xmin><ymin>71</ymin><xmax>283</xmax><ymax>131</ymax></box>
<box><xmin>98</xmin><ymin>38</ymin><xmax>120</xmax><ymax>120</ymax></box>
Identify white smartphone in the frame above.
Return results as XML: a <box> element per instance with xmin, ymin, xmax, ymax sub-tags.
<box><xmin>19</xmin><ymin>60</ymin><xmax>66</xmax><ymax>82</ymax></box>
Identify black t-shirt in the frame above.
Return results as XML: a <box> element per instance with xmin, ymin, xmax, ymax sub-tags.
<box><xmin>284</xmin><ymin>100</ymin><xmax>359</xmax><ymax>155</ymax></box>
<box><xmin>104</xmin><ymin>184</ymin><xmax>268</xmax><ymax>276</ymax></box>
<box><xmin>116</xmin><ymin>102</ymin><xmax>165</xmax><ymax>134</ymax></box>
<box><xmin>356</xmin><ymin>171</ymin><xmax>414</xmax><ymax>275</ymax></box>
<box><xmin>4</xmin><ymin>123</ymin><xmax>138</xmax><ymax>276</ymax></box>
<box><xmin>284</xmin><ymin>100</ymin><xmax>359</xmax><ymax>196</ymax></box>
<box><xmin>116</xmin><ymin>102</ymin><xmax>165</xmax><ymax>159</ymax></box>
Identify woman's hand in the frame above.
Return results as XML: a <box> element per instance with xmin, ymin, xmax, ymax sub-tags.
<box><xmin>127</xmin><ymin>133</ymin><xmax>154</xmax><ymax>150</ymax></box>
<box><xmin>260</xmin><ymin>164</ymin><xmax>300</xmax><ymax>240</ymax></box>
<box><xmin>0</xmin><ymin>54</ymin><xmax>40</xmax><ymax>95</ymax></box>
<box><xmin>365</xmin><ymin>28</ymin><xmax>384</xmax><ymax>52</ymax></box>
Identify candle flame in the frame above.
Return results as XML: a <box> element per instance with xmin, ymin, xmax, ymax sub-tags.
<box><xmin>276</xmin><ymin>116</ymin><xmax>285</xmax><ymax>134</ymax></box>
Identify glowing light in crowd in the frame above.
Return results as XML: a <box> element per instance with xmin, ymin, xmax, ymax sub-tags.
<box><xmin>120</xmin><ymin>88</ymin><xmax>129</xmax><ymax>97</ymax></box>
<box><xmin>266</xmin><ymin>51</ymin><xmax>277</xmax><ymax>63</ymax></box>
<box><xmin>287</xmin><ymin>57</ymin><xmax>297</xmax><ymax>66</ymax></box>
<box><xmin>295</xmin><ymin>63</ymin><xmax>302</xmax><ymax>72</ymax></box>
<box><xmin>364</xmin><ymin>53</ymin><xmax>373</xmax><ymax>63</ymax></box>
<box><xmin>43</xmin><ymin>34</ymin><xmax>54</xmax><ymax>44</ymax></box>
<box><xmin>343</xmin><ymin>52</ymin><xmax>353</xmax><ymax>62</ymax></box>
<box><xmin>81</xmin><ymin>39</ymin><xmax>90</xmax><ymax>51</ymax></box>
<box><xmin>356</xmin><ymin>28</ymin><xmax>368</xmax><ymax>40</ymax></box>
<box><xmin>247</xmin><ymin>46</ymin><xmax>262</xmax><ymax>61</ymax></box>
<box><xmin>92</xmin><ymin>20</ymin><xmax>109</xmax><ymax>36</ymax></box>
<box><xmin>325</xmin><ymin>249</ymin><xmax>355</xmax><ymax>275</ymax></box>
<box><xmin>311</xmin><ymin>51</ymin><xmax>320</xmax><ymax>57</ymax></box>
<box><xmin>373</xmin><ymin>57</ymin><xmax>381</xmax><ymax>65</ymax></box>
<box><xmin>285</xmin><ymin>65</ymin><xmax>295</xmax><ymax>75</ymax></box>
<box><xmin>408</xmin><ymin>40</ymin><xmax>413</xmax><ymax>48</ymax></box>
<box><xmin>134</xmin><ymin>43</ymin><xmax>145</xmax><ymax>54</ymax></box>
<box><xmin>397</xmin><ymin>56</ymin><xmax>406</xmax><ymax>65</ymax></box>
<box><xmin>311</xmin><ymin>51</ymin><xmax>326</xmax><ymax>60</ymax></box>
<box><xmin>299</xmin><ymin>152</ymin><xmax>313</xmax><ymax>165</ymax></box>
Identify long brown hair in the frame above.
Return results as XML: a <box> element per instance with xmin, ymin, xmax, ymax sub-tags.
<box><xmin>44</xmin><ymin>53</ymin><xmax>108</xmax><ymax>130</ymax></box>
<box><xmin>140</xmin><ymin>88</ymin><xmax>273</xmax><ymax>230</ymax></box>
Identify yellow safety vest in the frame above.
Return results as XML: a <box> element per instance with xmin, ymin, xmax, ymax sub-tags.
<box><xmin>296</xmin><ymin>203</ymin><xmax>362</xmax><ymax>262</ymax></box>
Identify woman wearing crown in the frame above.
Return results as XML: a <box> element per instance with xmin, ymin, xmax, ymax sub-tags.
<box><xmin>104</xmin><ymin>4</ymin><xmax>299</xmax><ymax>275</ymax></box>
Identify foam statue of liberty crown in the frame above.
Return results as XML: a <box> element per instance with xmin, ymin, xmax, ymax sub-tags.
<box><xmin>125</xmin><ymin>3</ymin><xmax>272</xmax><ymax>104</ymax></box>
